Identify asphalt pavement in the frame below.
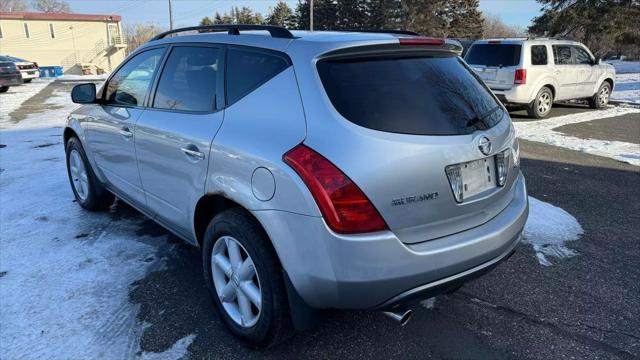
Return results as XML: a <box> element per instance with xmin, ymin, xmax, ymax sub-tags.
<box><xmin>124</xmin><ymin>105</ymin><xmax>640</xmax><ymax>359</ymax></box>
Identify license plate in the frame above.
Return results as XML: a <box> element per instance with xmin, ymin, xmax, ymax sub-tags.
<box><xmin>460</xmin><ymin>157</ymin><xmax>496</xmax><ymax>198</ymax></box>
<box><xmin>27</xmin><ymin>71</ymin><xmax>36</xmax><ymax>75</ymax></box>
<box><xmin>473</xmin><ymin>67</ymin><xmax>497</xmax><ymax>81</ymax></box>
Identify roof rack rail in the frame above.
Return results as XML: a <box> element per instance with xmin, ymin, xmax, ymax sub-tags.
<box><xmin>150</xmin><ymin>24</ymin><xmax>295</xmax><ymax>41</ymax></box>
<box><xmin>337</xmin><ymin>29</ymin><xmax>419</xmax><ymax>36</ymax></box>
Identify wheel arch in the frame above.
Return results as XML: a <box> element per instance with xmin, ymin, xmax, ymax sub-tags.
<box><xmin>63</xmin><ymin>127</ymin><xmax>78</xmax><ymax>146</ymax></box>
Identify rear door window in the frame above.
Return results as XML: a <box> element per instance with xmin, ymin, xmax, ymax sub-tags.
<box><xmin>153</xmin><ymin>46</ymin><xmax>221</xmax><ymax>112</ymax></box>
<box><xmin>531</xmin><ymin>45</ymin><xmax>548</xmax><ymax>65</ymax></box>
<box><xmin>464</xmin><ymin>44</ymin><xmax>522</xmax><ymax>67</ymax></box>
<box><xmin>317</xmin><ymin>55</ymin><xmax>504</xmax><ymax>136</ymax></box>
<box><xmin>553</xmin><ymin>45</ymin><xmax>573</xmax><ymax>65</ymax></box>
<box><xmin>226</xmin><ymin>48</ymin><xmax>290</xmax><ymax>105</ymax></box>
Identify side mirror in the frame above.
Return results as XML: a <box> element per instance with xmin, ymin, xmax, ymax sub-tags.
<box><xmin>71</xmin><ymin>83</ymin><xmax>97</xmax><ymax>104</ymax></box>
<box><xmin>594</xmin><ymin>56</ymin><xmax>602</xmax><ymax>65</ymax></box>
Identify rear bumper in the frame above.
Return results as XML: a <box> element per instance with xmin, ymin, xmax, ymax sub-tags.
<box><xmin>492</xmin><ymin>85</ymin><xmax>534</xmax><ymax>105</ymax></box>
<box><xmin>254</xmin><ymin>173</ymin><xmax>529</xmax><ymax>309</ymax></box>
<box><xmin>19</xmin><ymin>69</ymin><xmax>40</xmax><ymax>80</ymax></box>
<box><xmin>0</xmin><ymin>74</ymin><xmax>22</xmax><ymax>87</ymax></box>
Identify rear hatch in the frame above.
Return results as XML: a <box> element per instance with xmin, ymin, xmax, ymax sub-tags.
<box><xmin>308</xmin><ymin>43</ymin><xmax>518</xmax><ymax>243</ymax></box>
<box><xmin>464</xmin><ymin>42</ymin><xmax>522</xmax><ymax>90</ymax></box>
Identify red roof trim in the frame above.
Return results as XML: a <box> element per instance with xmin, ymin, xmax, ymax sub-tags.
<box><xmin>0</xmin><ymin>12</ymin><xmax>121</xmax><ymax>22</ymax></box>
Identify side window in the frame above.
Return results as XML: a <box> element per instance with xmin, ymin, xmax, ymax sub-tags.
<box><xmin>104</xmin><ymin>48</ymin><xmax>164</xmax><ymax>107</ymax></box>
<box><xmin>552</xmin><ymin>45</ymin><xmax>572</xmax><ymax>65</ymax></box>
<box><xmin>531</xmin><ymin>45</ymin><xmax>547</xmax><ymax>65</ymax></box>
<box><xmin>226</xmin><ymin>48</ymin><xmax>290</xmax><ymax>105</ymax></box>
<box><xmin>153</xmin><ymin>46</ymin><xmax>221</xmax><ymax>112</ymax></box>
<box><xmin>573</xmin><ymin>46</ymin><xmax>592</xmax><ymax>65</ymax></box>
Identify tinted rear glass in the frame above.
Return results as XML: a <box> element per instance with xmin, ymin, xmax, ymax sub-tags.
<box><xmin>317</xmin><ymin>55</ymin><xmax>504</xmax><ymax>136</ymax></box>
<box><xmin>226</xmin><ymin>48</ymin><xmax>290</xmax><ymax>105</ymax></box>
<box><xmin>465</xmin><ymin>44</ymin><xmax>522</xmax><ymax>67</ymax></box>
<box><xmin>153</xmin><ymin>46</ymin><xmax>220</xmax><ymax>112</ymax></box>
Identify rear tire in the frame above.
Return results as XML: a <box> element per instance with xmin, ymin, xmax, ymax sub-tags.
<box><xmin>0</xmin><ymin>86</ymin><xmax>8</xmax><ymax>93</ymax></box>
<box><xmin>24</xmin><ymin>79</ymin><xmax>33</xmax><ymax>83</ymax></box>
<box><xmin>65</xmin><ymin>137</ymin><xmax>114</xmax><ymax>211</ymax></box>
<box><xmin>588</xmin><ymin>82</ymin><xmax>611</xmax><ymax>109</ymax></box>
<box><xmin>202</xmin><ymin>208</ymin><xmax>292</xmax><ymax>348</ymax></box>
<box><xmin>527</xmin><ymin>87</ymin><xmax>553</xmax><ymax>119</ymax></box>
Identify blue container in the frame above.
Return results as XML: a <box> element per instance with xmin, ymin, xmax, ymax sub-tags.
<box><xmin>39</xmin><ymin>66</ymin><xmax>63</xmax><ymax>77</ymax></box>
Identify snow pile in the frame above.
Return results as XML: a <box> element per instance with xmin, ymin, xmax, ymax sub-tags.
<box><xmin>523</xmin><ymin>197</ymin><xmax>584</xmax><ymax>266</ymax></box>
<box><xmin>0</xmin><ymin>83</ymin><xmax>194</xmax><ymax>359</ymax></box>
<box><xmin>514</xmin><ymin>106</ymin><xmax>640</xmax><ymax>166</ymax></box>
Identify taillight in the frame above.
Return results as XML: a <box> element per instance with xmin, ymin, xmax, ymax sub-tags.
<box><xmin>399</xmin><ymin>37</ymin><xmax>445</xmax><ymax>46</ymax></box>
<box><xmin>283</xmin><ymin>144</ymin><xmax>388</xmax><ymax>234</ymax></box>
<box><xmin>514</xmin><ymin>69</ymin><xmax>526</xmax><ymax>85</ymax></box>
<box><xmin>495</xmin><ymin>149</ymin><xmax>511</xmax><ymax>186</ymax></box>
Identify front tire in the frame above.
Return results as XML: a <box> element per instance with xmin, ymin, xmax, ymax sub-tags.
<box><xmin>527</xmin><ymin>87</ymin><xmax>553</xmax><ymax>119</ymax></box>
<box><xmin>202</xmin><ymin>208</ymin><xmax>292</xmax><ymax>348</ymax></box>
<box><xmin>24</xmin><ymin>79</ymin><xmax>33</xmax><ymax>83</ymax></box>
<box><xmin>65</xmin><ymin>137</ymin><xmax>114</xmax><ymax>211</ymax></box>
<box><xmin>0</xmin><ymin>86</ymin><xmax>8</xmax><ymax>93</ymax></box>
<box><xmin>588</xmin><ymin>82</ymin><xmax>611</xmax><ymax>109</ymax></box>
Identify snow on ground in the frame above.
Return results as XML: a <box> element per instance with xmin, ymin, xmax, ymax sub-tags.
<box><xmin>514</xmin><ymin>106</ymin><xmax>640</xmax><ymax>166</ymax></box>
<box><xmin>523</xmin><ymin>197</ymin><xmax>583</xmax><ymax>266</ymax></box>
<box><xmin>0</xmin><ymin>84</ymin><xmax>194</xmax><ymax>359</ymax></box>
<box><xmin>609</xmin><ymin>61</ymin><xmax>640</xmax><ymax>105</ymax></box>
<box><xmin>610</xmin><ymin>73</ymin><xmax>640</xmax><ymax>105</ymax></box>
<box><xmin>0</xmin><ymin>79</ymin><xmax>52</xmax><ymax>125</ymax></box>
<box><xmin>608</xmin><ymin>60</ymin><xmax>640</xmax><ymax>74</ymax></box>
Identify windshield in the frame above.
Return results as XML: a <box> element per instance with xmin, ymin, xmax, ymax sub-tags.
<box><xmin>465</xmin><ymin>44</ymin><xmax>522</xmax><ymax>67</ymax></box>
<box><xmin>317</xmin><ymin>55</ymin><xmax>504</xmax><ymax>135</ymax></box>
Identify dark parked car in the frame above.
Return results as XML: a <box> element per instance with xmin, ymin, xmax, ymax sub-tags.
<box><xmin>0</xmin><ymin>56</ymin><xmax>22</xmax><ymax>93</ymax></box>
<box><xmin>4</xmin><ymin>56</ymin><xmax>40</xmax><ymax>82</ymax></box>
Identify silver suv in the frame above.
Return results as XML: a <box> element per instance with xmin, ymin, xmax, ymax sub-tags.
<box><xmin>65</xmin><ymin>25</ymin><xmax>528</xmax><ymax>347</ymax></box>
<box><xmin>465</xmin><ymin>38</ymin><xmax>616</xmax><ymax>118</ymax></box>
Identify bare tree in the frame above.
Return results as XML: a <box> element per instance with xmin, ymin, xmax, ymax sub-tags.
<box><xmin>125</xmin><ymin>23</ymin><xmax>165</xmax><ymax>54</ymax></box>
<box><xmin>31</xmin><ymin>0</ymin><xmax>71</xmax><ymax>13</ymax></box>
<box><xmin>482</xmin><ymin>13</ymin><xmax>525</xmax><ymax>38</ymax></box>
<box><xmin>0</xmin><ymin>0</ymin><xmax>29</xmax><ymax>12</ymax></box>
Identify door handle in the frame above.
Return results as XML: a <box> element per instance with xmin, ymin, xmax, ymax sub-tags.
<box><xmin>119</xmin><ymin>127</ymin><xmax>133</xmax><ymax>139</ymax></box>
<box><xmin>181</xmin><ymin>146</ymin><xmax>205</xmax><ymax>160</ymax></box>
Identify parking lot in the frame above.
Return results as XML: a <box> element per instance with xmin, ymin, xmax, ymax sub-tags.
<box><xmin>1</xmin><ymin>78</ymin><xmax>639</xmax><ymax>359</ymax></box>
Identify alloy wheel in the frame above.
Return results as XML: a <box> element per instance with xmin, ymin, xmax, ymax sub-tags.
<box><xmin>211</xmin><ymin>236</ymin><xmax>262</xmax><ymax>328</ymax></box>
<box><xmin>69</xmin><ymin>149</ymin><xmax>89</xmax><ymax>201</ymax></box>
<box><xmin>537</xmin><ymin>91</ymin><xmax>551</xmax><ymax>115</ymax></box>
<box><xmin>599</xmin><ymin>86</ymin><xmax>610</xmax><ymax>106</ymax></box>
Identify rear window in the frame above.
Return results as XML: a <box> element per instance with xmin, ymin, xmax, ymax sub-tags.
<box><xmin>531</xmin><ymin>45</ymin><xmax>548</xmax><ymax>65</ymax></box>
<box><xmin>226</xmin><ymin>48</ymin><xmax>290</xmax><ymax>105</ymax></box>
<box><xmin>317</xmin><ymin>55</ymin><xmax>504</xmax><ymax>136</ymax></box>
<box><xmin>465</xmin><ymin>44</ymin><xmax>522</xmax><ymax>67</ymax></box>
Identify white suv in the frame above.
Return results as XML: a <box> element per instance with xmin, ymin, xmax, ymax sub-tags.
<box><xmin>465</xmin><ymin>38</ymin><xmax>616</xmax><ymax>118</ymax></box>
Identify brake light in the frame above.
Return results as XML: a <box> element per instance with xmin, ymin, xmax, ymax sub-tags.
<box><xmin>488</xmin><ymin>40</ymin><xmax>501</xmax><ymax>44</ymax></box>
<box><xmin>399</xmin><ymin>37</ymin><xmax>445</xmax><ymax>46</ymax></box>
<box><xmin>283</xmin><ymin>145</ymin><xmax>388</xmax><ymax>234</ymax></box>
<box><xmin>514</xmin><ymin>69</ymin><xmax>526</xmax><ymax>85</ymax></box>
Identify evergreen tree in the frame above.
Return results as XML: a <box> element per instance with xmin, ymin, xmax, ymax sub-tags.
<box><xmin>266</xmin><ymin>1</ymin><xmax>295</xmax><ymax>27</ymax></box>
<box><xmin>529</xmin><ymin>0</ymin><xmax>639</xmax><ymax>57</ymax></box>
<box><xmin>444</xmin><ymin>0</ymin><xmax>484</xmax><ymax>38</ymax></box>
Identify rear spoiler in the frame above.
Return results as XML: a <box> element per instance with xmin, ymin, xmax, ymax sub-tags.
<box><xmin>318</xmin><ymin>38</ymin><xmax>463</xmax><ymax>60</ymax></box>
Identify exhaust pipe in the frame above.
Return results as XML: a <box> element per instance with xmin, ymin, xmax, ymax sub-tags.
<box><xmin>383</xmin><ymin>308</ymin><xmax>413</xmax><ymax>326</ymax></box>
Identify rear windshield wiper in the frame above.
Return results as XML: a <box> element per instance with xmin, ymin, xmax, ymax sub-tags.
<box><xmin>466</xmin><ymin>105</ymin><xmax>502</xmax><ymax>128</ymax></box>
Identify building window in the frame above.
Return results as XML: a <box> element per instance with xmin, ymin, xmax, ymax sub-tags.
<box><xmin>24</xmin><ymin>23</ymin><xmax>30</xmax><ymax>38</ymax></box>
<box><xmin>49</xmin><ymin>23</ymin><xmax>55</xmax><ymax>39</ymax></box>
<box><xmin>0</xmin><ymin>25</ymin><xmax>3</xmax><ymax>39</ymax></box>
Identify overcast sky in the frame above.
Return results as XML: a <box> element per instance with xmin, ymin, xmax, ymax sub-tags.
<box><xmin>67</xmin><ymin>0</ymin><xmax>542</xmax><ymax>29</ymax></box>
